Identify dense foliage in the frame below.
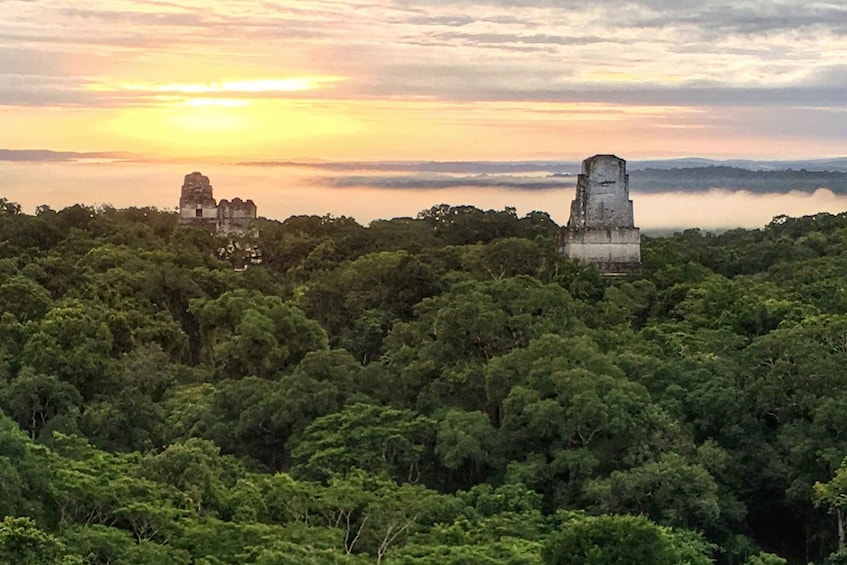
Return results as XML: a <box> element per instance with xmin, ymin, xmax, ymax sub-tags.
<box><xmin>2</xmin><ymin>197</ymin><xmax>847</xmax><ymax>563</ymax></box>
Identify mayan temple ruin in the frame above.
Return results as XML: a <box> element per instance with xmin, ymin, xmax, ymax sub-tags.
<box><xmin>558</xmin><ymin>155</ymin><xmax>641</xmax><ymax>272</ymax></box>
<box><xmin>178</xmin><ymin>172</ymin><xmax>257</xmax><ymax>236</ymax></box>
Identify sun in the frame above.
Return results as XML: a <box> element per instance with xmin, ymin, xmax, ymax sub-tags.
<box><xmin>91</xmin><ymin>76</ymin><xmax>361</xmax><ymax>158</ymax></box>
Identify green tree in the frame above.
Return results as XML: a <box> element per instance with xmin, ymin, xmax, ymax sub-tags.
<box><xmin>315</xmin><ymin>471</ymin><xmax>448</xmax><ymax>562</ymax></box>
<box><xmin>0</xmin><ymin>367</ymin><xmax>82</xmax><ymax>440</ymax></box>
<box><xmin>0</xmin><ymin>412</ymin><xmax>54</xmax><ymax>521</ymax></box>
<box><xmin>80</xmin><ymin>344</ymin><xmax>175</xmax><ymax>452</ymax></box>
<box><xmin>292</xmin><ymin>403</ymin><xmax>435</xmax><ymax>483</ymax></box>
<box><xmin>0</xmin><ymin>275</ymin><xmax>52</xmax><ymax>323</ymax></box>
<box><xmin>0</xmin><ymin>516</ymin><xmax>74</xmax><ymax>565</ymax></box>
<box><xmin>435</xmin><ymin>409</ymin><xmax>502</xmax><ymax>489</ymax></box>
<box><xmin>460</xmin><ymin>237</ymin><xmax>553</xmax><ymax>281</ymax></box>
<box><xmin>380</xmin><ymin>276</ymin><xmax>576</xmax><ymax>410</ymax></box>
<box><xmin>744</xmin><ymin>552</ymin><xmax>787</xmax><ymax>565</ymax></box>
<box><xmin>142</xmin><ymin>438</ymin><xmax>241</xmax><ymax>515</ymax></box>
<box><xmin>59</xmin><ymin>524</ymin><xmax>191</xmax><ymax>565</ymax></box>
<box><xmin>542</xmin><ymin>514</ymin><xmax>712</xmax><ymax>565</ymax></box>
<box><xmin>204</xmin><ymin>370</ymin><xmax>351</xmax><ymax>469</ymax></box>
<box><xmin>814</xmin><ymin>456</ymin><xmax>847</xmax><ymax>554</ymax></box>
<box><xmin>587</xmin><ymin>452</ymin><xmax>722</xmax><ymax>532</ymax></box>
<box><xmin>21</xmin><ymin>300</ymin><xmax>118</xmax><ymax>401</ymax></box>
<box><xmin>303</xmin><ymin>250</ymin><xmax>437</xmax><ymax>351</ymax></box>
<box><xmin>190</xmin><ymin>289</ymin><xmax>328</xmax><ymax>379</ymax></box>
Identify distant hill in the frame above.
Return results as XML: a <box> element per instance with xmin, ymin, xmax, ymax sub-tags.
<box><xmin>629</xmin><ymin>166</ymin><xmax>847</xmax><ymax>193</ymax></box>
<box><xmin>631</xmin><ymin>157</ymin><xmax>847</xmax><ymax>172</ymax></box>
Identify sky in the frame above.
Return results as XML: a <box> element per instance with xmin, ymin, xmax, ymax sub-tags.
<box><xmin>2</xmin><ymin>0</ymin><xmax>846</xmax><ymax>161</ymax></box>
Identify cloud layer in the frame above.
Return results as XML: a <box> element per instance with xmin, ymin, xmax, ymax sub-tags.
<box><xmin>2</xmin><ymin>0</ymin><xmax>846</xmax><ymax>158</ymax></box>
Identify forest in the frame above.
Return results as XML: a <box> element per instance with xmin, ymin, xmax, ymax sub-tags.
<box><xmin>629</xmin><ymin>167</ymin><xmax>847</xmax><ymax>194</ymax></box>
<box><xmin>2</xmin><ymin>197</ymin><xmax>847</xmax><ymax>564</ymax></box>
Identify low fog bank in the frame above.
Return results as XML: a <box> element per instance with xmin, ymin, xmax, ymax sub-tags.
<box><xmin>3</xmin><ymin>162</ymin><xmax>847</xmax><ymax>231</ymax></box>
<box><xmin>633</xmin><ymin>188</ymin><xmax>847</xmax><ymax>230</ymax></box>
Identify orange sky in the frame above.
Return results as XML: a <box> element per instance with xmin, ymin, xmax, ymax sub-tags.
<box><xmin>2</xmin><ymin>0</ymin><xmax>846</xmax><ymax>161</ymax></box>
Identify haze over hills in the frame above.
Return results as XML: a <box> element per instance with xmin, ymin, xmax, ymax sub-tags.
<box><xmin>3</xmin><ymin>149</ymin><xmax>847</xmax><ymax>173</ymax></box>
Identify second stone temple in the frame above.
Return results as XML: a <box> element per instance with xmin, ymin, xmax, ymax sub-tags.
<box><xmin>178</xmin><ymin>172</ymin><xmax>257</xmax><ymax>236</ymax></box>
<box><xmin>558</xmin><ymin>155</ymin><xmax>641</xmax><ymax>272</ymax></box>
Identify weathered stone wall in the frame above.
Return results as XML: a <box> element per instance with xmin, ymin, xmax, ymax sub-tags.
<box><xmin>558</xmin><ymin>227</ymin><xmax>641</xmax><ymax>270</ymax></box>
<box><xmin>217</xmin><ymin>198</ymin><xmax>258</xmax><ymax>236</ymax></box>
<box><xmin>568</xmin><ymin>155</ymin><xmax>634</xmax><ymax>229</ymax></box>
<box><xmin>560</xmin><ymin>155</ymin><xmax>641</xmax><ymax>271</ymax></box>
<box><xmin>178</xmin><ymin>172</ymin><xmax>218</xmax><ymax>225</ymax></box>
<box><xmin>179</xmin><ymin>205</ymin><xmax>219</xmax><ymax>225</ymax></box>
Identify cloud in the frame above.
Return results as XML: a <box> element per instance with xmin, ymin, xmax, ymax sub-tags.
<box><xmin>0</xmin><ymin>1</ymin><xmax>336</xmax><ymax>57</ymax></box>
<box><xmin>56</xmin><ymin>7</ymin><xmax>209</xmax><ymax>27</ymax></box>
<box><xmin>0</xmin><ymin>74</ymin><xmax>101</xmax><ymax>107</ymax></box>
<box><xmin>809</xmin><ymin>64</ymin><xmax>847</xmax><ymax>87</ymax></box>
<box><xmin>239</xmin><ymin>160</ymin><xmax>583</xmax><ymax>173</ymax></box>
<box><xmin>0</xmin><ymin>72</ymin><xmax>349</xmax><ymax>108</ymax></box>
<box><xmin>0</xmin><ymin>149</ymin><xmax>141</xmax><ymax>162</ymax></box>
<box><xmin>406</xmin><ymin>14</ymin><xmax>474</xmax><ymax>27</ymax></box>
<box><xmin>2</xmin><ymin>0</ymin><xmax>846</xmax><ymax>158</ymax></box>
<box><xmin>3</xmin><ymin>1</ymin><xmax>844</xmax><ymax>102</ymax></box>
<box><xmin>629</xmin><ymin>2</ymin><xmax>847</xmax><ymax>35</ymax></box>
<box><xmin>360</xmin><ymin>61</ymin><xmax>847</xmax><ymax>108</ymax></box>
<box><xmin>392</xmin><ymin>0</ymin><xmax>847</xmax><ymax>35</ymax></box>
<box><xmin>423</xmin><ymin>30</ymin><xmax>630</xmax><ymax>50</ymax></box>
<box><xmin>314</xmin><ymin>173</ymin><xmax>576</xmax><ymax>191</ymax></box>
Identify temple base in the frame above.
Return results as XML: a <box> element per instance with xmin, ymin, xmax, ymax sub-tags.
<box><xmin>559</xmin><ymin>227</ymin><xmax>641</xmax><ymax>273</ymax></box>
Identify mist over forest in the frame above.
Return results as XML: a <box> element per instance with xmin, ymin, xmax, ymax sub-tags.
<box><xmin>4</xmin><ymin>152</ymin><xmax>847</xmax><ymax>232</ymax></box>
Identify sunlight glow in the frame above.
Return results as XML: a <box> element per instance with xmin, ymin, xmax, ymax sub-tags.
<box><xmin>184</xmin><ymin>98</ymin><xmax>249</xmax><ymax>108</ymax></box>
<box><xmin>96</xmin><ymin>99</ymin><xmax>363</xmax><ymax>157</ymax></box>
<box><xmin>114</xmin><ymin>76</ymin><xmax>346</xmax><ymax>96</ymax></box>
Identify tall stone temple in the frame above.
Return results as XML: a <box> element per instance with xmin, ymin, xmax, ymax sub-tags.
<box><xmin>558</xmin><ymin>155</ymin><xmax>641</xmax><ymax>272</ymax></box>
<box><xmin>178</xmin><ymin>172</ymin><xmax>257</xmax><ymax>236</ymax></box>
